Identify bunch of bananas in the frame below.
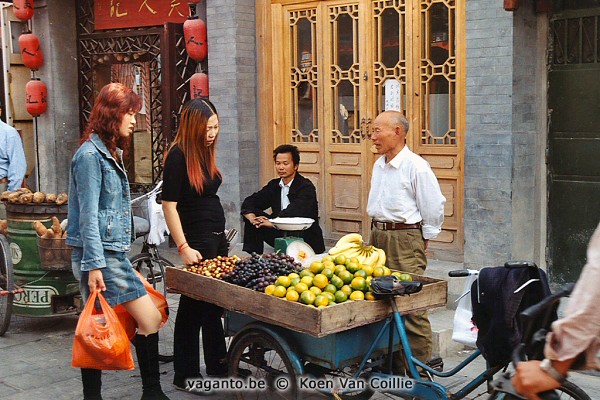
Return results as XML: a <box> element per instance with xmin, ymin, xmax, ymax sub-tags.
<box><xmin>328</xmin><ymin>233</ymin><xmax>386</xmax><ymax>268</ymax></box>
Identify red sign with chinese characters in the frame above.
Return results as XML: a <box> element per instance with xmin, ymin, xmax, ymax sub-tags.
<box><xmin>94</xmin><ymin>0</ymin><xmax>191</xmax><ymax>30</ymax></box>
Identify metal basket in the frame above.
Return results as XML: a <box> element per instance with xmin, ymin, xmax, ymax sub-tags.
<box><xmin>37</xmin><ymin>236</ymin><xmax>72</xmax><ymax>271</ymax></box>
<box><xmin>131</xmin><ymin>193</ymin><xmax>150</xmax><ymax>221</ymax></box>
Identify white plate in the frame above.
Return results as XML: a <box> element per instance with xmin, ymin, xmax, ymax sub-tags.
<box><xmin>269</xmin><ymin>217</ymin><xmax>314</xmax><ymax>231</ymax></box>
<box><xmin>286</xmin><ymin>241</ymin><xmax>316</xmax><ymax>264</ymax></box>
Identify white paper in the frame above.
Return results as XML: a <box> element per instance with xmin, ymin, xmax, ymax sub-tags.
<box><xmin>384</xmin><ymin>79</ymin><xmax>401</xmax><ymax>111</ymax></box>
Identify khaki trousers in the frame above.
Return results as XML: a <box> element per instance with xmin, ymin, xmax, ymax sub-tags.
<box><xmin>370</xmin><ymin>227</ymin><xmax>432</xmax><ymax>375</ymax></box>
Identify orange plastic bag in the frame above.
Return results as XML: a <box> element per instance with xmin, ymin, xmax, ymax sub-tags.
<box><xmin>114</xmin><ymin>269</ymin><xmax>169</xmax><ymax>340</ymax></box>
<box><xmin>72</xmin><ymin>290</ymin><xmax>134</xmax><ymax>370</ymax></box>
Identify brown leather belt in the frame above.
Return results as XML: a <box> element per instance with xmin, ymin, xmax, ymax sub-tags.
<box><xmin>372</xmin><ymin>220</ymin><xmax>421</xmax><ymax>231</ymax></box>
<box><xmin>0</xmin><ymin>177</ymin><xmax>8</xmax><ymax>184</ymax></box>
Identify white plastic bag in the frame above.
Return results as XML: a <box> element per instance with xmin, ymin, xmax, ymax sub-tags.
<box><xmin>452</xmin><ymin>271</ymin><xmax>479</xmax><ymax>347</ymax></box>
<box><xmin>146</xmin><ymin>192</ymin><xmax>169</xmax><ymax>245</ymax></box>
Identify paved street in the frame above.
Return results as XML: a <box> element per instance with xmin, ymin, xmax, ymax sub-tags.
<box><xmin>1</xmin><ymin>240</ymin><xmax>599</xmax><ymax>399</ymax></box>
<box><xmin>2</xmin><ymin>309</ymin><xmax>599</xmax><ymax>400</ymax></box>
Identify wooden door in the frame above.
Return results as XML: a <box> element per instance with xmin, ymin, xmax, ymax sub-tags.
<box><xmin>408</xmin><ymin>0</ymin><xmax>464</xmax><ymax>259</ymax></box>
<box><xmin>322</xmin><ymin>2</ymin><xmax>374</xmax><ymax>237</ymax></box>
<box><xmin>275</xmin><ymin>1</ymin><xmax>375</xmax><ymax>240</ymax></box>
<box><xmin>2</xmin><ymin>7</ymin><xmax>35</xmax><ymax>188</ymax></box>
<box><xmin>267</xmin><ymin>0</ymin><xmax>464</xmax><ymax>256</ymax></box>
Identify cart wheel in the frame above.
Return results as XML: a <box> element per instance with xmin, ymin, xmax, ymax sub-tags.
<box><xmin>228</xmin><ymin>330</ymin><xmax>300</xmax><ymax>400</ymax></box>
<box><xmin>304</xmin><ymin>363</ymin><xmax>374</xmax><ymax>400</ymax></box>
<box><xmin>0</xmin><ymin>234</ymin><xmax>14</xmax><ymax>336</ymax></box>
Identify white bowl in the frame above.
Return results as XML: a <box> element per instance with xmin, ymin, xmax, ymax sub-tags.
<box><xmin>269</xmin><ymin>217</ymin><xmax>314</xmax><ymax>231</ymax></box>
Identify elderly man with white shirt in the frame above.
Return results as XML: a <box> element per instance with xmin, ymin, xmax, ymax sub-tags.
<box><xmin>367</xmin><ymin>110</ymin><xmax>446</xmax><ymax>375</ymax></box>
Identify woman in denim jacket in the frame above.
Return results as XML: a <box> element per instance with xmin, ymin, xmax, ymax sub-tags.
<box><xmin>67</xmin><ymin>83</ymin><xmax>169</xmax><ymax>400</ymax></box>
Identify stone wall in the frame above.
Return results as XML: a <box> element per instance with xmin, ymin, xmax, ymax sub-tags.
<box><xmin>464</xmin><ymin>0</ymin><xmax>547</xmax><ymax>268</ymax></box>
<box><xmin>465</xmin><ymin>0</ymin><xmax>515</xmax><ymax>267</ymax></box>
<box><xmin>33</xmin><ymin>0</ymin><xmax>79</xmax><ymax>193</ymax></box>
<box><xmin>207</xmin><ymin>0</ymin><xmax>258</xmax><ymax>234</ymax></box>
<box><xmin>511</xmin><ymin>6</ymin><xmax>545</xmax><ymax>263</ymax></box>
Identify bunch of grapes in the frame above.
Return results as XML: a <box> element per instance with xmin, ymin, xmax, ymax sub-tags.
<box><xmin>223</xmin><ymin>252</ymin><xmax>301</xmax><ymax>291</ymax></box>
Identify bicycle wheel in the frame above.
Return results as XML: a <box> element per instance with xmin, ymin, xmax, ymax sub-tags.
<box><xmin>228</xmin><ymin>330</ymin><xmax>300</xmax><ymax>400</ymax></box>
<box><xmin>130</xmin><ymin>253</ymin><xmax>173</xmax><ymax>297</ymax></box>
<box><xmin>489</xmin><ymin>380</ymin><xmax>591</xmax><ymax>400</ymax></box>
<box><xmin>130</xmin><ymin>253</ymin><xmax>176</xmax><ymax>362</ymax></box>
<box><xmin>303</xmin><ymin>362</ymin><xmax>374</xmax><ymax>400</ymax></box>
<box><xmin>0</xmin><ymin>234</ymin><xmax>14</xmax><ymax>336</ymax></box>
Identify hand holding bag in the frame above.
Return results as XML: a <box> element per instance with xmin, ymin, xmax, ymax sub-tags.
<box><xmin>72</xmin><ymin>290</ymin><xmax>134</xmax><ymax>370</ymax></box>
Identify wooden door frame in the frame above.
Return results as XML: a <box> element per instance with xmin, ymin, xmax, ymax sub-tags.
<box><xmin>257</xmin><ymin>0</ymin><xmax>276</xmax><ymax>186</ymax></box>
<box><xmin>320</xmin><ymin>0</ymin><xmax>375</xmax><ymax>238</ymax></box>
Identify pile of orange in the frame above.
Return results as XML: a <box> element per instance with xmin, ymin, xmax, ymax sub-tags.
<box><xmin>264</xmin><ymin>254</ymin><xmax>394</xmax><ymax>307</ymax></box>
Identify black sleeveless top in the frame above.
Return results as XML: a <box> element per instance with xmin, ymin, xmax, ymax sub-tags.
<box><xmin>162</xmin><ymin>146</ymin><xmax>225</xmax><ymax>236</ymax></box>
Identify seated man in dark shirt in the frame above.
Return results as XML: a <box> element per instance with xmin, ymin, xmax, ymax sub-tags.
<box><xmin>241</xmin><ymin>144</ymin><xmax>325</xmax><ymax>254</ymax></box>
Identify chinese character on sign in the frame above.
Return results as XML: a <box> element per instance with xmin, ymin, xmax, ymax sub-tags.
<box><xmin>384</xmin><ymin>79</ymin><xmax>401</xmax><ymax>112</ymax></box>
<box><xmin>95</xmin><ymin>0</ymin><xmax>189</xmax><ymax>30</ymax></box>
<box><xmin>169</xmin><ymin>0</ymin><xmax>186</xmax><ymax>17</ymax></box>
<box><xmin>110</xmin><ymin>0</ymin><xmax>128</xmax><ymax>17</ymax></box>
<box><xmin>139</xmin><ymin>0</ymin><xmax>158</xmax><ymax>15</ymax></box>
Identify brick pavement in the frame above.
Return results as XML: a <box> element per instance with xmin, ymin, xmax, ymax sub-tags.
<box><xmin>3</xmin><ymin>311</ymin><xmax>598</xmax><ymax>400</ymax></box>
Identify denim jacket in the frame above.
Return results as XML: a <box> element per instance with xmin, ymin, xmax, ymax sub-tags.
<box><xmin>66</xmin><ymin>134</ymin><xmax>134</xmax><ymax>271</ymax></box>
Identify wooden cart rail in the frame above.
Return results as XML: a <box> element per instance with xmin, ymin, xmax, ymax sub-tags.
<box><xmin>166</xmin><ymin>266</ymin><xmax>447</xmax><ymax>338</ymax></box>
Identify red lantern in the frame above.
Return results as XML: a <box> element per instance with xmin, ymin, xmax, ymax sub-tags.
<box><xmin>503</xmin><ymin>0</ymin><xmax>519</xmax><ymax>11</ymax></box>
<box><xmin>13</xmin><ymin>0</ymin><xmax>35</xmax><ymax>21</ymax></box>
<box><xmin>190</xmin><ymin>72</ymin><xmax>209</xmax><ymax>99</ymax></box>
<box><xmin>183</xmin><ymin>17</ymin><xmax>207</xmax><ymax>62</ymax></box>
<box><xmin>26</xmin><ymin>78</ymin><xmax>47</xmax><ymax>117</ymax></box>
<box><xmin>19</xmin><ymin>33</ymin><xmax>44</xmax><ymax>70</ymax></box>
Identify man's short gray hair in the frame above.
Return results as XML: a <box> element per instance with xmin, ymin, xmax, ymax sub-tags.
<box><xmin>389</xmin><ymin>111</ymin><xmax>409</xmax><ymax>133</ymax></box>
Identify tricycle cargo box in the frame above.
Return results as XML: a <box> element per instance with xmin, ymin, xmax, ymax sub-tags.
<box><xmin>166</xmin><ymin>266</ymin><xmax>447</xmax><ymax>337</ymax></box>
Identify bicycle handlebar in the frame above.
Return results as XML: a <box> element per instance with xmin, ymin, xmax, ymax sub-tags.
<box><xmin>131</xmin><ymin>180</ymin><xmax>163</xmax><ymax>205</ymax></box>
<box><xmin>508</xmin><ymin>284</ymin><xmax>575</xmax><ymax>400</ymax></box>
<box><xmin>511</xmin><ymin>343</ymin><xmax>560</xmax><ymax>400</ymax></box>
<box><xmin>448</xmin><ymin>269</ymin><xmax>478</xmax><ymax>277</ymax></box>
<box><xmin>520</xmin><ymin>283</ymin><xmax>574</xmax><ymax>323</ymax></box>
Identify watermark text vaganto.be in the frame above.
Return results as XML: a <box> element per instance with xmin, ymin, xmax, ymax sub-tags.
<box><xmin>184</xmin><ymin>377</ymin><xmax>267</xmax><ymax>393</ymax></box>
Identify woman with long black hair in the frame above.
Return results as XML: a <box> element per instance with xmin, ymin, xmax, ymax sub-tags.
<box><xmin>162</xmin><ymin>98</ymin><xmax>228</xmax><ymax>393</ymax></box>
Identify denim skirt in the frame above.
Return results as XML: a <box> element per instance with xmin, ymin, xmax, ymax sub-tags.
<box><xmin>71</xmin><ymin>247</ymin><xmax>147</xmax><ymax>307</ymax></box>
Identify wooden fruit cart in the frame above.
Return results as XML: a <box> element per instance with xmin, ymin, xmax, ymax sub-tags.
<box><xmin>166</xmin><ymin>266</ymin><xmax>447</xmax><ymax>399</ymax></box>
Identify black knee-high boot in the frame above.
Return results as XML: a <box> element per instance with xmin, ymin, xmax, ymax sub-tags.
<box><xmin>134</xmin><ymin>333</ymin><xmax>170</xmax><ymax>400</ymax></box>
<box><xmin>81</xmin><ymin>368</ymin><xmax>103</xmax><ymax>400</ymax></box>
